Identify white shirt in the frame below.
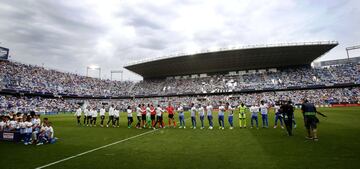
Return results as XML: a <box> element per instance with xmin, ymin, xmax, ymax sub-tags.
<box><xmin>228</xmin><ymin>105</ymin><xmax>235</xmax><ymax>116</ymax></box>
<box><xmin>218</xmin><ymin>106</ymin><xmax>225</xmax><ymax>116</ymax></box>
<box><xmin>24</xmin><ymin>121</ymin><xmax>33</xmax><ymax>133</ymax></box>
<box><xmin>0</xmin><ymin>121</ymin><xmax>6</xmax><ymax>130</ymax></box>
<box><xmin>9</xmin><ymin>120</ymin><xmax>17</xmax><ymax>129</ymax></box>
<box><xmin>75</xmin><ymin>108</ymin><xmax>82</xmax><ymax>116</ymax></box>
<box><xmin>40</xmin><ymin>125</ymin><xmax>47</xmax><ymax>133</ymax></box>
<box><xmin>156</xmin><ymin>107</ymin><xmax>163</xmax><ymax>116</ymax></box>
<box><xmin>113</xmin><ymin>109</ymin><xmax>120</xmax><ymax>117</ymax></box>
<box><xmin>206</xmin><ymin>105</ymin><xmax>213</xmax><ymax>116</ymax></box>
<box><xmin>198</xmin><ymin>107</ymin><xmax>205</xmax><ymax>116</ymax></box>
<box><xmin>99</xmin><ymin>108</ymin><xmax>105</xmax><ymax>116</ymax></box>
<box><xmin>146</xmin><ymin>107</ymin><xmax>151</xmax><ymax>116</ymax></box>
<box><xmin>127</xmin><ymin>109</ymin><xmax>133</xmax><ymax>117</ymax></box>
<box><xmin>177</xmin><ymin>106</ymin><xmax>184</xmax><ymax>116</ymax></box>
<box><xmin>260</xmin><ymin>104</ymin><xmax>268</xmax><ymax>115</ymax></box>
<box><xmin>46</xmin><ymin>126</ymin><xmax>54</xmax><ymax>139</ymax></box>
<box><xmin>109</xmin><ymin>107</ymin><xmax>115</xmax><ymax>116</ymax></box>
<box><xmin>19</xmin><ymin>121</ymin><xmax>26</xmax><ymax>133</ymax></box>
<box><xmin>190</xmin><ymin>107</ymin><xmax>197</xmax><ymax>117</ymax></box>
<box><xmin>91</xmin><ymin>110</ymin><xmax>98</xmax><ymax>117</ymax></box>
<box><xmin>250</xmin><ymin>106</ymin><xmax>259</xmax><ymax>116</ymax></box>
<box><xmin>274</xmin><ymin>105</ymin><xmax>280</xmax><ymax>113</ymax></box>
<box><xmin>32</xmin><ymin>118</ymin><xmax>41</xmax><ymax>127</ymax></box>
<box><xmin>84</xmin><ymin>109</ymin><xmax>90</xmax><ymax>116</ymax></box>
<box><xmin>136</xmin><ymin>107</ymin><xmax>142</xmax><ymax>116</ymax></box>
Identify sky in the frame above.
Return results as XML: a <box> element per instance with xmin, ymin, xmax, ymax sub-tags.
<box><xmin>0</xmin><ymin>0</ymin><xmax>359</xmax><ymax>81</ymax></box>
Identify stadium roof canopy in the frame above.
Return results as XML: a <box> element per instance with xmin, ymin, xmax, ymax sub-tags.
<box><xmin>125</xmin><ymin>41</ymin><xmax>338</xmax><ymax>79</ymax></box>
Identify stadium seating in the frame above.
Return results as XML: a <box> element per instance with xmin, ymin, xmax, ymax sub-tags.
<box><xmin>0</xmin><ymin>61</ymin><xmax>133</xmax><ymax>96</ymax></box>
<box><xmin>1</xmin><ymin>87</ymin><xmax>359</xmax><ymax>114</ymax></box>
<box><xmin>0</xmin><ymin>60</ymin><xmax>359</xmax><ymax>97</ymax></box>
<box><xmin>0</xmin><ymin>60</ymin><xmax>359</xmax><ymax>114</ymax></box>
<box><xmin>132</xmin><ymin>64</ymin><xmax>359</xmax><ymax>95</ymax></box>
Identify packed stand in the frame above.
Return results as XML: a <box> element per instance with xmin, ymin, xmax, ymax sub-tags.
<box><xmin>132</xmin><ymin>64</ymin><xmax>360</xmax><ymax>95</ymax></box>
<box><xmin>0</xmin><ymin>61</ymin><xmax>133</xmax><ymax>96</ymax></box>
<box><xmin>0</xmin><ymin>60</ymin><xmax>359</xmax><ymax>97</ymax></box>
<box><xmin>0</xmin><ymin>95</ymin><xmax>77</xmax><ymax>114</ymax></box>
<box><xmin>0</xmin><ymin>87</ymin><xmax>358</xmax><ymax>114</ymax></box>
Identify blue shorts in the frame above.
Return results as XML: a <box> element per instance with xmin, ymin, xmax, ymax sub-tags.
<box><xmin>218</xmin><ymin>115</ymin><xmax>224</xmax><ymax>121</ymax></box>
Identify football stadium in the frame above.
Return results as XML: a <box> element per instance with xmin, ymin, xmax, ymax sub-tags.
<box><xmin>0</xmin><ymin>1</ymin><xmax>360</xmax><ymax>169</ymax></box>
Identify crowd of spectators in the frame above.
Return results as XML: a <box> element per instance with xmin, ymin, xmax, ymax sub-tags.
<box><xmin>0</xmin><ymin>95</ymin><xmax>76</xmax><ymax>114</ymax></box>
<box><xmin>1</xmin><ymin>60</ymin><xmax>359</xmax><ymax>97</ymax></box>
<box><xmin>1</xmin><ymin>87</ymin><xmax>358</xmax><ymax>114</ymax></box>
<box><xmin>133</xmin><ymin>64</ymin><xmax>360</xmax><ymax>95</ymax></box>
<box><xmin>0</xmin><ymin>61</ymin><xmax>133</xmax><ymax>96</ymax></box>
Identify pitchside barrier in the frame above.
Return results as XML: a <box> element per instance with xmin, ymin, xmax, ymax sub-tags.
<box><xmin>314</xmin><ymin>105</ymin><xmax>331</xmax><ymax>108</ymax></box>
<box><xmin>330</xmin><ymin>103</ymin><xmax>360</xmax><ymax>107</ymax></box>
<box><xmin>313</xmin><ymin>104</ymin><xmax>360</xmax><ymax>108</ymax></box>
<box><xmin>36</xmin><ymin>111</ymin><xmax>73</xmax><ymax>115</ymax></box>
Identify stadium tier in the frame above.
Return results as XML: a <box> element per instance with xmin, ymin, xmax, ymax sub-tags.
<box><xmin>1</xmin><ymin>56</ymin><xmax>359</xmax><ymax>98</ymax></box>
<box><xmin>1</xmin><ymin>87</ymin><xmax>359</xmax><ymax>114</ymax></box>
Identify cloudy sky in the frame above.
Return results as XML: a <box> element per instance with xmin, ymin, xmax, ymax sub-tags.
<box><xmin>0</xmin><ymin>0</ymin><xmax>359</xmax><ymax>81</ymax></box>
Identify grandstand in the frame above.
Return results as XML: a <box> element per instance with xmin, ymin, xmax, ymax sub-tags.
<box><xmin>1</xmin><ymin>41</ymin><xmax>359</xmax><ymax>100</ymax></box>
<box><xmin>124</xmin><ymin>41</ymin><xmax>358</xmax><ymax>97</ymax></box>
<box><xmin>0</xmin><ymin>40</ymin><xmax>359</xmax><ymax>116</ymax></box>
<box><xmin>125</xmin><ymin>41</ymin><xmax>338</xmax><ymax>79</ymax></box>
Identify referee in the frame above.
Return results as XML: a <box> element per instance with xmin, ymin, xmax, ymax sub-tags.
<box><xmin>301</xmin><ymin>99</ymin><xmax>319</xmax><ymax>141</ymax></box>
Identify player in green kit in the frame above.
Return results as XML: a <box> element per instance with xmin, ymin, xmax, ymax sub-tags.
<box><xmin>238</xmin><ymin>102</ymin><xmax>247</xmax><ymax>128</ymax></box>
<box><xmin>146</xmin><ymin>104</ymin><xmax>152</xmax><ymax>128</ymax></box>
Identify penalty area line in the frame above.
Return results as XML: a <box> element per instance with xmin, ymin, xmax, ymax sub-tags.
<box><xmin>35</xmin><ymin>129</ymin><xmax>158</xmax><ymax>169</ymax></box>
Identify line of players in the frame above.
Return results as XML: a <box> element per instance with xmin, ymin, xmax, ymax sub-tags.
<box><xmin>74</xmin><ymin>100</ymin><xmax>297</xmax><ymax>131</ymax></box>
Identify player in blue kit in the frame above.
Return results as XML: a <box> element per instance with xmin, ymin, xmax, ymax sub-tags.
<box><xmin>218</xmin><ymin>101</ymin><xmax>225</xmax><ymax>130</ymax></box>
<box><xmin>206</xmin><ymin>103</ymin><xmax>214</xmax><ymax>129</ymax></box>
<box><xmin>226</xmin><ymin>102</ymin><xmax>235</xmax><ymax>129</ymax></box>
<box><xmin>198</xmin><ymin>104</ymin><xmax>205</xmax><ymax>129</ymax></box>
<box><xmin>190</xmin><ymin>103</ymin><xmax>197</xmax><ymax>129</ymax></box>
<box><xmin>260</xmin><ymin>101</ymin><xmax>269</xmax><ymax>128</ymax></box>
<box><xmin>273</xmin><ymin>103</ymin><xmax>284</xmax><ymax>129</ymax></box>
<box><xmin>177</xmin><ymin>103</ymin><xmax>186</xmax><ymax>129</ymax></box>
<box><xmin>250</xmin><ymin>103</ymin><xmax>259</xmax><ymax>129</ymax></box>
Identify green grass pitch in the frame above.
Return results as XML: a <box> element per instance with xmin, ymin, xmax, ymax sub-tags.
<box><xmin>1</xmin><ymin>107</ymin><xmax>360</xmax><ymax>169</ymax></box>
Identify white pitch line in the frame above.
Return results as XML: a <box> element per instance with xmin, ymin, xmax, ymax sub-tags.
<box><xmin>36</xmin><ymin>116</ymin><xmax>191</xmax><ymax>169</ymax></box>
<box><xmin>35</xmin><ymin>129</ymin><xmax>158</xmax><ymax>169</ymax></box>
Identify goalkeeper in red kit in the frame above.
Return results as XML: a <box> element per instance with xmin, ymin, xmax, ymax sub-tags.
<box><xmin>166</xmin><ymin>102</ymin><xmax>176</xmax><ymax>128</ymax></box>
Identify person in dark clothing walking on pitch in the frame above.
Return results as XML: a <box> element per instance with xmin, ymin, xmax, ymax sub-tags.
<box><xmin>280</xmin><ymin>100</ymin><xmax>294</xmax><ymax>136</ymax></box>
<box><xmin>301</xmin><ymin>99</ymin><xmax>319</xmax><ymax>141</ymax></box>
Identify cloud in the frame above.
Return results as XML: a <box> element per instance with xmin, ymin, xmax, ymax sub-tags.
<box><xmin>0</xmin><ymin>0</ymin><xmax>359</xmax><ymax>81</ymax></box>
